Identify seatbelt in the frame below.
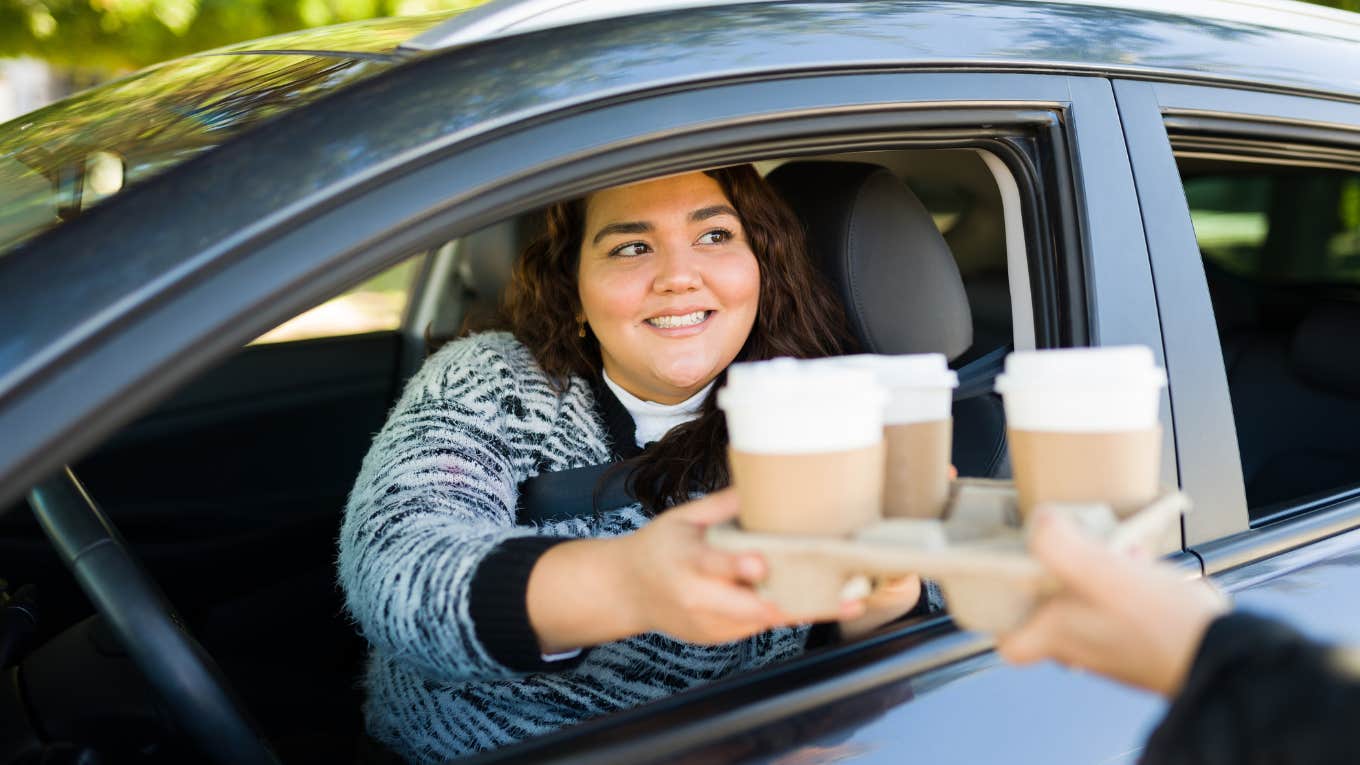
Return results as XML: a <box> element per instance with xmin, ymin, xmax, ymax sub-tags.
<box><xmin>517</xmin><ymin>373</ymin><xmax>640</xmax><ymax>525</ymax></box>
<box><xmin>516</xmin><ymin>345</ymin><xmax>1011</xmax><ymax>525</ymax></box>
<box><xmin>953</xmin><ymin>343</ymin><xmax>1010</xmax><ymax>401</ymax></box>
<box><xmin>516</xmin><ymin>461</ymin><xmax>635</xmax><ymax>524</ymax></box>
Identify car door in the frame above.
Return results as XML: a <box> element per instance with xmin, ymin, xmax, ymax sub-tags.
<box><xmin>7</xmin><ymin>59</ymin><xmax>1174</xmax><ymax>762</ymax></box>
<box><xmin>0</xmin><ymin>10</ymin><xmax>1198</xmax><ymax>764</ymax></box>
<box><xmin>1115</xmin><ymin>80</ymin><xmax>1360</xmax><ymax>662</ymax></box>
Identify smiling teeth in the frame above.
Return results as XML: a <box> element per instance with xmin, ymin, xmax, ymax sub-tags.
<box><xmin>647</xmin><ymin>311</ymin><xmax>708</xmax><ymax>329</ymax></box>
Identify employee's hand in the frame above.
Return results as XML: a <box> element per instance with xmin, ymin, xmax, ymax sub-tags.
<box><xmin>996</xmin><ymin>510</ymin><xmax>1230</xmax><ymax>696</ymax></box>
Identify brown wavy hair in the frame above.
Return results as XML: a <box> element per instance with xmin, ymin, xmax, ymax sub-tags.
<box><xmin>494</xmin><ymin>165</ymin><xmax>854</xmax><ymax>513</ymax></box>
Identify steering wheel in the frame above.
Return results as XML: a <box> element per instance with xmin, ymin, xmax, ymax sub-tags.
<box><xmin>28</xmin><ymin>467</ymin><xmax>284</xmax><ymax>765</ymax></box>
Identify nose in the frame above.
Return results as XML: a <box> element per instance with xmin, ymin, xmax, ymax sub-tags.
<box><xmin>651</xmin><ymin>246</ymin><xmax>702</xmax><ymax>294</ymax></box>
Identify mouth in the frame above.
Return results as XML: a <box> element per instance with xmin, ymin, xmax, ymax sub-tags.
<box><xmin>644</xmin><ymin>310</ymin><xmax>713</xmax><ymax>330</ymax></box>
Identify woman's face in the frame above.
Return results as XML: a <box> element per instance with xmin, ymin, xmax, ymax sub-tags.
<box><xmin>578</xmin><ymin>172</ymin><xmax>760</xmax><ymax>405</ymax></box>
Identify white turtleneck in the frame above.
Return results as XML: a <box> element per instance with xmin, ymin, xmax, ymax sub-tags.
<box><xmin>602</xmin><ymin>369</ymin><xmax>714</xmax><ymax>447</ymax></box>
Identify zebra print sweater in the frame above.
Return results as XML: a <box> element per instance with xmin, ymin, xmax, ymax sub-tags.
<box><xmin>337</xmin><ymin>332</ymin><xmax>811</xmax><ymax>764</ymax></box>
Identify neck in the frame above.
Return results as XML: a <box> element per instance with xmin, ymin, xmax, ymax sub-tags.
<box><xmin>600</xmin><ymin>366</ymin><xmax>708</xmax><ymax>405</ymax></box>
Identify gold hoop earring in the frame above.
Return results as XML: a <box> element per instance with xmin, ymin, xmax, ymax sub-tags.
<box><xmin>577</xmin><ymin>316</ymin><xmax>587</xmax><ymax>339</ymax></box>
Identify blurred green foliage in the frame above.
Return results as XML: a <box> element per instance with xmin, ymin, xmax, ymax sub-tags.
<box><xmin>0</xmin><ymin>0</ymin><xmax>1356</xmax><ymax>75</ymax></box>
<box><xmin>0</xmin><ymin>0</ymin><xmax>484</xmax><ymax>72</ymax></box>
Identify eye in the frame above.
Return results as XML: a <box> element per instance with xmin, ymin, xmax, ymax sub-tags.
<box><xmin>697</xmin><ymin>228</ymin><xmax>733</xmax><ymax>245</ymax></box>
<box><xmin>609</xmin><ymin>241</ymin><xmax>651</xmax><ymax>258</ymax></box>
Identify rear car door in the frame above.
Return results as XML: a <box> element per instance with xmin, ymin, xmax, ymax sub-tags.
<box><xmin>1116</xmin><ymin>79</ymin><xmax>1360</xmax><ymax>650</ymax></box>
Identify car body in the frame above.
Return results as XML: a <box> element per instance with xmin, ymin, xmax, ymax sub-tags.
<box><xmin>2</xmin><ymin>0</ymin><xmax>1360</xmax><ymax>763</ymax></box>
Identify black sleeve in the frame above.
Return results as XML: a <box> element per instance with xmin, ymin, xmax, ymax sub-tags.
<box><xmin>468</xmin><ymin>536</ymin><xmax>593</xmax><ymax>673</ymax></box>
<box><xmin>1140</xmin><ymin>611</ymin><xmax>1360</xmax><ymax>765</ymax></box>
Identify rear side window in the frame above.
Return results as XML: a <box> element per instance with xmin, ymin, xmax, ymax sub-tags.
<box><xmin>1178</xmin><ymin>152</ymin><xmax>1360</xmax><ymax>516</ymax></box>
<box><xmin>1187</xmin><ymin>171</ymin><xmax>1360</xmax><ymax>286</ymax></box>
<box><xmin>250</xmin><ymin>259</ymin><xmax>419</xmax><ymax>344</ymax></box>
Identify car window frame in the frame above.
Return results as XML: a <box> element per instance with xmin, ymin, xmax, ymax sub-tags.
<box><xmin>1114</xmin><ymin>78</ymin><xmax>1360</xmax><ymax>573</ymax></box>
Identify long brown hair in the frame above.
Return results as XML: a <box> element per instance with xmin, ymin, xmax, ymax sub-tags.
<box><xmin>496</xmin><ymin>165</ymin><xmax>854</xmax><ymax>513</ymax></box>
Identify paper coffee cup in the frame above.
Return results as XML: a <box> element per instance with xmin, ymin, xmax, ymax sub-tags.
<box><xmin>994</xmin><ymin>346</ymin><xmax>1167</xmax><ymax>518</ymax></box>
<box><xmin>718</xmin><ymin>358</ymin><xmax>887</xmax><ymax>536</ymax></box>
<box><xmin>825</xmin><ymin>354</ymin><xmax>958</xmax><ymax>519</ymax></box>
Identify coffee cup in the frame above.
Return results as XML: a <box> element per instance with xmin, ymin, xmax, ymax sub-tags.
<box><xmin>718</xmin><ymin>358</ymin><xmax>887</xmax><ymax>536</ymax></box>
<box><xmin>994</xmin><ymin>346</ymin><xmax>1167</xmax><ymax>519</ymax></box>
<box><xmin>829</xmin><ymin>354</ymin><xmax>958</xmax><ymax>519</ymax></box>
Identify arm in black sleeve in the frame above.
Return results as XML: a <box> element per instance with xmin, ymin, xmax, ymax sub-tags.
<box><xmin>468</xmin><ymin>536</ymin><xmax>592</xmax><ymax>673</ymax></box>
<box><xmin>1140</xmin><ymin>611</ymin><xmax>1360</xmax><ymax>765</ymax></box>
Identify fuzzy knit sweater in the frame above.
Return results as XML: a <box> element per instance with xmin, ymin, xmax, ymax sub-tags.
<box><xmin>338</xmin><ymin>332</ymin><xmax>818</xmax><ymax>764</ymax></box>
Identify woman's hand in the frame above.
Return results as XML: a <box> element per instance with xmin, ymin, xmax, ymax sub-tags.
<box><xmin>835</xmin><ymin>464</ymin><xmax>955</xmax><ymax>640</ymax></box>
<box><xmin>619</xmin><ymin>488</ymin><xmax>861</xmax><ymax>644</ymax></box>
<box><xmin>996</xmin><ymin>510</ymin><xmax>1230</xmax><ymax>696</ymax></box>
<box><xmin>838</xmin><ymin>575</ymin><xmax>923</xmax><ymax>640</ymax></box>
<box><xmin>528</xmin><ymin>489</ymin><xmax>862</xmax><ymax>653</ymax></box>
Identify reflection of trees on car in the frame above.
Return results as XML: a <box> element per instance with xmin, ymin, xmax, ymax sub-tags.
<box><xmin>0</xmin><ymin>38</ymin><xmax>412</xmax><ymax>252</ymax></box>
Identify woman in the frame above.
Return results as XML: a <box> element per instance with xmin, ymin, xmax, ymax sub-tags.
<box><xmin>339</xmin><ymin>166</ymin><xmax>934</xmax><ymax>764</ymax></box>
<box><xmin>998</xmin><ymin>510</ymin><xmax>1360</xmax><ymax>764</ymax></box>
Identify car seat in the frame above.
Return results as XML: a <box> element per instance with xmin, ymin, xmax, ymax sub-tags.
<box><xmin>1225</xmin><ymin>299</ymin><xmax>1360</xmax><ymax>509</ymax></box>
<box><xmin>766</xmin><ymin>161</ymin><xmax>1009</xmax><ymax>477</ymax></box>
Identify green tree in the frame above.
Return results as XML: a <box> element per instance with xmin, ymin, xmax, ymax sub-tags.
<box><xmin>0</xmin><ymin>0</ymin><xmax>482</xmax><ymax>73</ymax></box>
<box><xmin>1</xmin><ymin>0</ymin><xmax>1357</xmax><ymax>76</ymax></box>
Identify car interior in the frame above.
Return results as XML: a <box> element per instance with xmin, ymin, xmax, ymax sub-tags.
<box><xmin>1177</xmin><ymin>152</ymin><xmax>1360</xmax><ymax>518</ymax></box>
<box><xmin>0</xmin><ymin>146</ymin><xmax>1029</xmax><ymax>764</ymax></box>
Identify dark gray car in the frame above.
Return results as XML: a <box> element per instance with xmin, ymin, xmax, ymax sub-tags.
<box><xmin>2</xmin><ymin>1</ymin><xmax>1360</xmax><ymax>763</ymax></box>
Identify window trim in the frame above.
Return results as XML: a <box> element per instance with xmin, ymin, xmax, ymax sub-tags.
<box><xmin>1115</xmin><ymin>78</ymin><xmax>1360</xmax><ymax>572</ymax></box>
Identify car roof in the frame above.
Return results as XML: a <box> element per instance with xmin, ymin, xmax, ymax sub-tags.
<box><xmin>402</xmin><ymin>0</ymin><xmax>1360</xmax><ymax>51</ymax></box>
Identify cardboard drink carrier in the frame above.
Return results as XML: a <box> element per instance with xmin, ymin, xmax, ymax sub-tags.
<box><xmin>706</xmin><ymin>478</ymin><xmax>1188</xmax><ymax>634</ymax></box>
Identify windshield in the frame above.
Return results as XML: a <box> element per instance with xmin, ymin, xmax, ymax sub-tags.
<box><xmin>0</xmin><ymin>14</ymin><xmax>451</xmax><ymax>256</ymax></box>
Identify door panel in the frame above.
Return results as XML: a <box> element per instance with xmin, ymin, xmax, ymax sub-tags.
<box><xmin>1215</xmin><ymin>518</ymin><xmax>1360</xmax><ymax>647</ymax></box>
<box><xmin>0</xmin><ymin>331</ymin><xmax>400</xmax><ymax>639</ymax></box>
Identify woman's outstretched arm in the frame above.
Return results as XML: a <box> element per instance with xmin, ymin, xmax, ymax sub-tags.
<box><xmin>527</xmin><ymin>489</ymin><xmax>863</xmax><ymax>653</ymax></box>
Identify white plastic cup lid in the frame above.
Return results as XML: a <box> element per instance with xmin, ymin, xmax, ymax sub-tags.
<box><xmin>994</xmin><ymin>346</ymin><xmax>1167</xmax><ymax>392</ymax></box>
<box><xmin>812</xmin><ymin>353</ymin><xmax>958</xmax><ymax>424</ymax></box>
<box><xmin>993</xmin><ymin>346</ymin><xmax>1167</xmax><ymax>432</ymax></box>
<box><xmin>827</xmin><ymin>353</ymin><xmax>960</xmax><ymax>390</ymax></box>
<box><xmin>718</xmin><ymin>357</ymin><xmax>887</xmax><ymax>453</ymax></box>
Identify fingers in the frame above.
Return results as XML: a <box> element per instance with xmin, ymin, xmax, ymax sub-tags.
<box><xmin>694</xmin><ymin>547</ymin><xmax>766</xmax><ymax>584</ymax></box>
<box><xmin>669</xmin><ymin>487</ymin><xmax>740</xmax><ymax>526</ymax></box>
<box><xmin>687</xmin><ymin>579</ymin><xmax>783</xmax><ymax>628</ymax></box>
<box><xmin>861</xmin><ymin>575</ymin><xmax>921</xmax><ymax>609</ymax></box>
<box><xmin>1027</xmin><ymin>510</ymin><xmax>1147</xmax><ymax>607</ymax></box>
<box><xmin>996</xmin><ymin>597</ymin><xmax>1102</xmax><ymax>668</ymax></box>
<box><xmin>949</xmin><ymin>464</ymin><xmax>958</xmax><ymax>480</ymax></box>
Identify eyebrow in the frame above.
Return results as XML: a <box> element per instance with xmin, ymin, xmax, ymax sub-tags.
<box><xmin>589</xmin><ymin>205</ymin><xmax>741</xmax><ymax>246</ymax></box>
<box><xmin>689</xmin><ymin>204</ymin><xmax>739</xmax><ymax>222</ymax></box>
<box><xmin>591</xmin><ymin>220</ymin><xmax>652</xmax><ymax>246</ymax></box>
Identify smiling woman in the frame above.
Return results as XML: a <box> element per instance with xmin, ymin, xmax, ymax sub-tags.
<box><xmin>336</xmin><ymin>164</ymin><xmax>934</xmax><ymax>763</ymax></box>
<box><xmin>578</xmin><ymin>172</ymin><xmax>760</xmax><ymax>405</ymax></box>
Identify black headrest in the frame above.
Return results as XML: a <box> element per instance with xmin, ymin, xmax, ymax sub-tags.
<box><xmin>1292</xmin><ymin>302</ymin><xmax>1360</xmax><ymax>397</ymax></box>
<box><xmin>460</xmin><ymin>215</ymin><xmax>541</xmax><ymax>299</ymax></box>
<box><xmin>767</xmin><ymin>161</ymin><xmax>973</xmax><ymax>360</ymax></box>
